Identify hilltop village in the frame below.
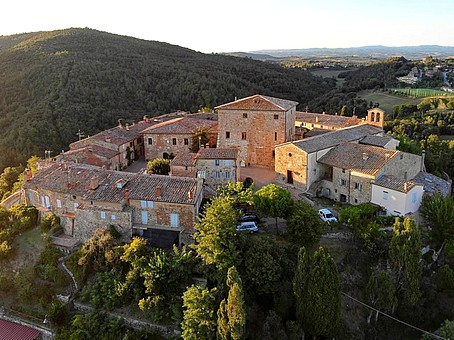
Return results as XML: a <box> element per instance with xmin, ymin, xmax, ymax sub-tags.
<box><xmin>21</xmin><ymin>94</ymin><xmax>451</xmax><ymax>249</ymax></box>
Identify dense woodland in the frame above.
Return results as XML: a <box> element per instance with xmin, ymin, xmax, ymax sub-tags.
<box><xmin>0</xmin><ymin>28</ymin><xmax>334</xmax><ymax>171</ymax></box>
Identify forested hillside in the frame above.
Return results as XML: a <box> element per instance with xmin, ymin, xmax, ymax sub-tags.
<box><xmin>0</xmin><ymin>28</ymin><xmax>335</xmax><ymax>171</ymax></box>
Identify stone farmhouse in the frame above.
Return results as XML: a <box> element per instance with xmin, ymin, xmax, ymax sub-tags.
<box><xmin>142</xmin><ymin>114</ymin><xmax>218</xmax><ymax>161</ymax></box>
<box><xmin>22</xmin><ymin>163</ymin><xmax>203</xmax><ymax>248</ymax></box>
<box><xmin>216</xmin><ymin>95</ymin><xmax>298</xmax><ymax>168</ymax></box>
<box><xmin>170</xmin><ymin>148</ymin><xmax>240</xmax><ymax>190</ymax></box>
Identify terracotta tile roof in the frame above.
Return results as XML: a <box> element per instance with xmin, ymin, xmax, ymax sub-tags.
<box><xmin>318</xmin><ymin>142</ymin><xmax>398</xmax><ymax>176</ymax></box>
<box><xmin>142</xmin><ymin>117</ymin><xmax>218</xmax><ymax>135</ymax></box>
<box><xmin>0</xmin><ymin>320</ymin><xmax>41</xmax><ymax>340</ymax></box>
<box><xmin>412</xmin><ymin>171</ymin><xmax>452</xmax><ymax>196</ymax></box>
<box><xmin>373</xmin><ymin>175</ymin><xmax>418</xmax><ymax>193</ymax></box>
<box><xmin>303</xmin><ymin>128</ymin><xmax>331</xmax><ymax>138</ymax></box>
<box><xmin>215</xmin><ymin>94</ymin><xmax>298</xmax><ymax>111</ymax></box>
<box><xmin>57</xmin><ymin>145</ymin><xmax>118</xmax><ymax>168</ymax></box>
<box><xmin>170</xmin><ymin>153</ymin><xmax>197</xmax><ymax>167</ymax></box>
<box><xmin>23</xmin><ymin>163</ymin><xmax>202</xmax><ymax>205</ymax></box>
<box><xmin>291</xmin><ymin>124</ymin><xmax>384</xmax><ymax>153</ymax></box>
<box><xmin>197</xmin><ymin>148</ymin><xmax>239</xmax><ymax>160</ymax></box>
<box><xmin>360</xmin><ymin>135</ymin><xmax>394</xmax><ymax>148</ymax></box>
<box><xmin>296</xmin><ymin>111</ymin><xmax>362</xmax><ymax>128</ymax></box>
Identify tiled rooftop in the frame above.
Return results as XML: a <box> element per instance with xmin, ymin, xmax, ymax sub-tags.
<box><xmin>23</xmin><ymin>163</ymin><xmax>202</xmax><ymax>205</ymax></box>
<box><xmin>291</xmin><ymin>124</ymin><xmax>383</xmax><ymax>153</ymax></box>
<box><xmin>373</xmin><ymin>175</ymin><xmax>418</xmax><ymax>193</ymax></box>
<box><xmin>0</xmin><ymin>319</ymin><xmax>41</xmax><ymax>340</ymax></box>
<box><xmin>360</xmin><ymin>135</ymin><xmax>395</xmax><ymax>148</ymax></box>
<box><xmin>170</xmin><ymin>153</ymin><xmax>197</xmax><ymax>167</ymax></box>
<box><xmin>197</xmin><ymin>148</ymin><xmax>239</xmax><ymax>159</ymax></box>
<box><xmin>57</xmin><ymin>145</ymin><xmax>119</xmax><ymax>168</ymax></box>
<box><xmin>142</xmin><ymin>117</ymin><xmax>218</xmax><ymax>135</ymax></box>
<box><xmin>318</xmin><ymin>142</ymin><xmax>398</xmax><ymax>176</ymax></box>
<box><xmin>296</xmin><ymin>111</ymin><xmax>362</xmax><ymax>128</ymax></box>
<box><xmin>215</xmin><ymin>94</ymin><xmax>298</xmax><ymax>111</ymax></box>
<box><xmin>412</xmin><ymin>171</ymin><xmax>452</xmax><ymax>196</ymax></box>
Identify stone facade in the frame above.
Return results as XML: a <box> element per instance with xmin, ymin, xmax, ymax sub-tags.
<box><xmin>216</xmin><ymin>95</ymin><xmax>298</xmax><ymax>168</ymax></box>
<box><xmin>197</xmin><ymin>158</ymin><xmax>239</xmax><ymax>189</ymax></box>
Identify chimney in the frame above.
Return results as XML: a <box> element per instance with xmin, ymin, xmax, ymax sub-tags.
<box><xmin>421</xmin><ymin>150</ymin><xmax>426</xmax><ymax>172</ymax></box>
<box><xmin>188</xmin><ymin>191</ymin><xmax>194</xmax><ymax>200</ymax></box>
<box><xmin>24</xmin><ymin>169</ymin><xmax>33</xmax><ymax>181</ymax></box>
<box><xmin>105</xmin><ymin>137</ymin><xmax>111</xmax><ymax>143</ymax></box>
<box><xmin>315</xmin><ymin>116</ymin><xmax>319</xmax><ymax>123</ymax></box>
<box><xmin>156</xmin><ymin>186</ymin><xmax>161</xmax><ymax>198</ymax></box>
<box><xmin>126</xmin><ymin>123</ymin><xmax>130</xmax><ymax>131</ymax></box>
<box><xmin>362</xmin><ymin>153</ymin><xmax>369</xmax><ymax>161</ymax></box>
<box><xmin>125</xmin><ymin>189</ymin><xmax>130</xmax><ymax>206</ymax></box>
<box><xmin>118</xmin><ymin>119</ymin><xmax>123</xmax><ymax>128</ymax></box>
<box><xmin>404</xmin><ymin>182</ymin><xmax>408</xmax><ymax>191</ymax></box>
<box><xmin>143</xmin><ymin>115</ymin><xmax>149</xmax><ymax>122</ymax></box>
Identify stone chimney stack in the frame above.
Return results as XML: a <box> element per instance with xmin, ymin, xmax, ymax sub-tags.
<box><xmin>125</xmin><ymin>189</ymin><xmax>130</xmax><ymax>206</ymax></box>
<box><xmin>188</xmin><ymin>190</ymin><xmax>193</xmax><ymax>200</ymax></box>
<box><xmin>156</xmin><ymin>187</ymin><xmax>161</xmax><ymax>198</ymax></box>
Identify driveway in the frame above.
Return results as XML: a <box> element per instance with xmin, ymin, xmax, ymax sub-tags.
<box><xmin>239</xmin><ymin>166</ymin><xmax>275</xmax><ymax>190</ymax></box>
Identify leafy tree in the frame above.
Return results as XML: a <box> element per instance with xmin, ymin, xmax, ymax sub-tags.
<box><xmin>366</xmin><ymin>271</ymin><xmax>397</xmax><ymax>320</ymax></box>
<box><xmin>40</xmin><ymin>213</ymin><xmax>60</xmax><ymax>232</ymax></box>
<box><xmin>217</xmin><ymin>267</ymin><xmax>246</xmax><ymax>340</ymax></box>
<box><xmin>0</xmin><ymin>166</ymin><xmax>23</xmax><ymax>200</ymax></box>
<box><xmin>420</xmin><ymin>193</ymin><xmax>454</xmax><ymax>243</ymax></box>
<box><xmin>389</xmin><ymin>217</ymin><xmax>422</xmax><ymax>305</ymax></box>
<box><xmin>254</xmin><ymin>184</ymin><xmax>293</xmax><ymax>234</ymax></box>
<box><xmin>47</xmin><ymin>299</ymin><xmax>68</xmax><ymax>328</ymax></box>
<box><xmin>216</xmin><ymin>181</ymin><xmax>254</xmax><ymax>208</ymax></box>
<box><xmin>181</xmin><ymin>285</ymin><xmax>217</xmax><ymax>340</ymax></box>
<box><xmin>293</xmin><ymin>246</ymin><xmax>341</xmax><ymax>337</ymax></box>
<box><xmin>191</xmin><ymin>127</ymin><xmax>209</xmax><ymax>153</ymax></box>
<box><xmin>287</xmin><ymin>200</ymin><xmax>323</xmax><ymax>247</ymax></box>
<box><xmin>193</xmin><ymin>196</ymin><xmax>238</xmax><ymax>270</ymax></box>
<box><xmin>436</xmin><ymin>265</ymin><xmax>454</xmax><ymax>292</ymax></box>
<box><xmin>146</xmin><ymin>158</ymin><xmax>170</xmax><ymax>175</ymax></box>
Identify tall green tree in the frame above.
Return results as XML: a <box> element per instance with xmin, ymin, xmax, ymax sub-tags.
<box><xmin>146</xmin><ymin>158</ymin><xmax>170</xmax><ymax>175</ymax></box>
<box><xmin>254</xmin><ymin>184</ymin><xmax>293</xmax><ymax>234</ymax></box>
<box><xmin>192</xmin><ymin>196</ymin><xmax>238</xmax><ymax>270</ymax></box>
<box><xmin>287</xmin><ymin>200</ymin><xmax>323</xmax><ymax>247</ymax></box>
<box><xmin>366</xmin><ymin>271</ymin><xmax>397</xmax><ymax>321</ymax></box>
<box><xmin>181</xmin><ymin>285</ymin><xmax>217</xmax><ymax>340</ymax></box>
<box><xmin>420</xmin><ymin>193</ymin><xmax>454</xmax><ymax>243</ymax></box>
<box><xmin>293</xmin><ymin>246</ymin><xmax>341</xmax><ymax>337</ymax></box>
<box><xmin>389</xmin><ymin>217</ymin><xmax>422</xmax><ymax>305</ymax></box>
<box><xmin>191</xmin><ymin>128</ymin><xmax>209</xmax><ymax>152</ymax></box>
<box><xmin>217</xmin><ymin>266</ymin><xmax>246</xmax><ymax>340</ymax></box>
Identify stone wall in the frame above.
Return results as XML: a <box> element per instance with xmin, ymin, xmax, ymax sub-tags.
<box><xmin>170</xmin><ymin>165</ymin><xmax>197</xmax><ymax>178</ymax></box>
<box><xmin>196</xmin><ymin>158</ymin><xmax>237</xmax><ymax>189</ymax></box>
<box><xmin>380</xmin><ymin>151</ymin><xmax>422</xmax><ymax>181</ymax></box>
<box><xmin>217</xmin><ymin>108</ymin><xmax>294</xmax><ymax>168</ymax></box>
<box><xmin>275</xmin><ymin>143</ymin><xmax>308</xmax><ymax>191</ymax></box>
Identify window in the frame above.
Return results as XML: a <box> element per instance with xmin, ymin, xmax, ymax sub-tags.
<box><xmin>311</xmin><ymin>124</ymin><xmax>314</xmax><ymax>128</ymax></box>
<box><xmin>274</xmin><ymin>114</ymin><xmax>279</xmax><ymax>119</ymax></box>
<box><xmin>241</xmin><ymin>132</ymin><xmax>247</xmax><ymax>140</ymax></box>
<box><xmin>197</xmin><ymin>170</ymin><xmax>206</xmax><ymax>179</ymax></box>
<box><xmin>41</xmin><ymin>196</ymin><xmax>45</xmax><ymax>207</ymax></box>
<box><xmin>171</xmin><ymin>213</ymin><xmax>179</xmax><ymax>227</ymax></box>
<box><xmin>140</xmin><ymin>200</ymin><xmax>147</xmax><ymax>208</ymax></box>
<box><xmin>56</xmin><ymin>199</ymin><xmax>62</xmax><ymax>208</ymax></box>
<box><xmin>74</xmin><ymin>202</ymin><xmax>79</xmax><ymax>209</ymax></box>
<box><xmin>224</xmin><ymin>160</ymin><xmax>230</xmax><ymax>167</ymax></box>
<box><xmin>226</xmin><ymin>131</ymin><xmax>230</xmax><ymax>139</ymax></box>
<box><xmin>141</xmin><ymin>200</ymin><xmax>154</xmax><ymax>208</ymax></box>
<box><xmin>340</xmin><ymin>179</ymin><xmax>347</xmax><ymax>186</ymax></box>
<box><xmin>45</xmin><ymin>196</ymin><xmax>50</xmax><ymax>207</ymax></box>
<box><xmin>214</xmin><ymin>171</ymin><xmax>222</xmax><ymax>179</ymax></box>
<box><xmin>147</xmin><ymin>201</ymin><xmax>154</xmax><ymax>208</ymax></box>
<box><xmin>184</xmin><ymin>138</ymin><xmax>189</xmax><ymax>145</ymax></box>
<box><xmin>342</xmin><ymin>169</ymin><xmax>346</xmax><ymax>173</ymax></box>
<box><xmin>111</xmin><ymin>214</ymin><xmax>116</xmax><ymax>221</ymax></box>
<box><xmin>100</xmin><ymin>211</ymin><xmax>106</xmax><ymax>219</ymax></box>
<box><xmin>354</xmin><ymin>182</ymin><xmax>362</xmax><ymax>191</ymax></box>
<box><xmin>214</xmin><ymin>159</ymin><xmax>220</xmax><ymax>166</ymax></box>
<box><xmin>172</xmin><ymin>138</ymin><xmax>177</xmax><ymax>145</ymax></box>
<box><xmin>148</xmin><ymin>138</ymin><xmax>153</xmax><ymax>145</ymax></box>
<box><xmin>412</xmin><ymin>192</ymin><xmax>417</xmax><ymax>203</ymax></box>
<box><xmin>141</xmin><ymin>211</ymin><xmax>148</xmax><ymax>224</ymax></box>
<box><xmin>243</xmin><ymin>113</ymin><xmax>248</xmax><ymax>118</ymax></box>
<box><xmin>383</xmin><ymin>191</ymin><xmax>389</xmax><ymax>200</ymax></box>
<box><xmin>272</xmin><ymin>150</ymin><xmax>275</xmax><ymax>158</ymax></box>
<box><xmin>225</xmin><ymin>170</ymin><xmax>231</xmax><ymax>178</ymax></box>
<box><xmin>274</xmin><ymin>132</ymin><xmax>277</xmax><ymax>141</ymax></box>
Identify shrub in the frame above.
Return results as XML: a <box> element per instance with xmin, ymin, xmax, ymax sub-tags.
<box><xmin>40</xmin><ymin>213</ymin><xmax>60</xmax><ymax>232</ymax></box>
<box><xmin>436</xmin><ymin>265</ymin><xmax>454</xmax><ymax>292</ymax></box>
<box><xmin>0</xmin><ymin>240</ymin><xmax>12</xmax><ymax>259</ymax></box>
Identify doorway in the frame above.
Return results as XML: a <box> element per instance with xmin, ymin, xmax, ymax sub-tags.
<box><xmin>287</xmin><ymin>170</ymin><xmax>294</xmax><ymax>184</ymax></box>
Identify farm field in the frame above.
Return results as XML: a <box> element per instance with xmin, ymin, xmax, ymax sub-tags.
<box><xmin>357</xmin><ymin>90</ymin><xmax>421</xmax><ymax>116</ymax></box>
<box><xmin>389</xmin><ymin>88</ymin><xmax>451</xmax><ymax>98</ymax></box>
<box><xmin>310</xmin><ymin>67</ymin><xmax>358</xmax><ymax>88</ymax></box>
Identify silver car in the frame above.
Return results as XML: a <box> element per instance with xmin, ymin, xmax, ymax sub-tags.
<box><xmin>236</xmin><ymin>221</ymin><xmax>259</xmax><ymax>234</ymax></box>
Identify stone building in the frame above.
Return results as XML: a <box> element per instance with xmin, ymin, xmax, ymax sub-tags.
<box><xmin>275</xmin><ymin>124</ymin><xmax>386</xmax><ymax>192</ymax></box>
<box><xmin>142</xmin><ymin>115</ymin><xmax>218</xmax><ymax>161</ymax></box>
<box><xmin>22</xmin><ymin>162</ymin><xmax>203</xmax><ymax>248</ymax></box>
<box><xmin>55</xmin><ymin>145</ymin><xmax>119</xmax><ymax>170</ymax></box>
<box><xmin>216</xmin><ymin>94</ymin><xmax>298</xmax><ymax>168</ymax></box>
<box><xmin>170</xmin><ymin>148</ymin><xmax>240</xmax><ymax>190</ymax></box>
<box><xmin>315</xmin><ymin>142</ymin><xmax>422</xmax><ymax>204</ymax></box>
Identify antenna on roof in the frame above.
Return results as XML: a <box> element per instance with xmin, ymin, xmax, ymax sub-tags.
<box><xmin>76</xmin><ymin>129</ymin><xmax>85</xmax><ymax>141</ymax></box>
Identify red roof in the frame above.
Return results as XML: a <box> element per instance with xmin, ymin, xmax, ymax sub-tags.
<box><xmin>215</xmin><ymin>94</ymin><xmax>298</xmax><ymax>111</ymax></box>
<box><xmin>0</xmin><ymin>320</ymin><xmax>41</xmax><ymax>340</ymax></box>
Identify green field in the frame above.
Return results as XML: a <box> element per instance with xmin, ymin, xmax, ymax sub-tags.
<box><xmin>357</xmin><ymin>90</ymin><xmax>421</xmax><ymax>116</ymax></box>
<box><xmin>310</xmin><ymin>68</ymin><xmax>358</xmax><ymax>88</ymax></box>
<box><xmin>389</xmin><ymin>88</ymin><xmax>450</xmax><ymax>98</ymax></box>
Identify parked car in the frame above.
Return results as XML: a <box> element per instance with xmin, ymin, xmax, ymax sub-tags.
<box><xmin>318</xmin><ymin>208</ymin><xmax>338</xmax><ymax>224</ymax></box>
<box><xmin>238</xmin><ymin>213</ymin><xmax>260</xmax><ymax>223</ymax></box>
<box><xmin>236</xmin><ymin>221</ymin><xmax>259</xmax><ymax>234</ymax></box>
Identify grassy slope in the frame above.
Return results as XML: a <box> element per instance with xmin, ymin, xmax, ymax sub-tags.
<box><xmin>357</xmin><ymin>90</ymin><xmax>421</xmax><ymax>116</ymax></box>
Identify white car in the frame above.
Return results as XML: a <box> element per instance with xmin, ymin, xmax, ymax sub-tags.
<box><xmin>319</xmin><ymin>208</ymin><xmax>338</xmax><ymax>224</ymax></box>
<box><xmin>236</xmin><ymin>221</ymin><xmax>259</xmax><ymax>233</ymax></box>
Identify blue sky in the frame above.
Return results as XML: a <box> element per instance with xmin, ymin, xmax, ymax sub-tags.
<box><xmin>1</xmin><ymin>0</ymin><xmax>453</xmax><ymax>53</ymax></box>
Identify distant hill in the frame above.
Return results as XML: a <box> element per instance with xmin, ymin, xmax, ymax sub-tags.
<box><xmin>250</xmin><ymin>45</ymin><xmax>454</xmax><ymax>60</ymax></box>
<box><xmin>0</xmin><ymin>28</ymin><xmax>335</xmax><ymax>170</ymax></box>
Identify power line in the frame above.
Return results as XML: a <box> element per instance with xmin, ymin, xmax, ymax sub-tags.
<box><xmin>341</xmin><ymin>292</ymin><xmax>447</xmax><ymax>340</ymax></box>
